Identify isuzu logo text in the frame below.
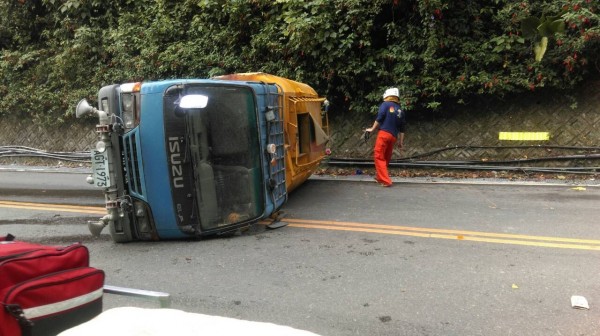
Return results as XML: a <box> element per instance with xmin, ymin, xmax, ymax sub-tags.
<box><xmin>168</xmin><ymin>136</ymin><xmax>184</xmax><ymax>188</ymax></box>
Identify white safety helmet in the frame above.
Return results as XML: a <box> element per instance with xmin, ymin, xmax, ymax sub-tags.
<box><xmin>383</xmin><ymin>88</ymin><xmax>399</xmax><ymax>99</ymax></box>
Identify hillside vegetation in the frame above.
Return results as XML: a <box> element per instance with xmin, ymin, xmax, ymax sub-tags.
<box><xmin>0</xmin><ymin>0</ymin><xmax>598</xmax><ymax>125</ymax></box>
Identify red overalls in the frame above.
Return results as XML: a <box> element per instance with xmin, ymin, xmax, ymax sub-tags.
<box><xmin>373</xmin><ymin>130</ymin><xmax>396</xmax><ymax>186</ymax></box>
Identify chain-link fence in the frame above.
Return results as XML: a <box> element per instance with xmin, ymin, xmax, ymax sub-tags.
<box><xmin>1</xmin><ymin>80</ymin><xmax>599</xmax><ymax>168</ymax></box>
<box><xmin>0</xmin><ymin>118</ymin><xmax>97</xmax><ymax>166</ymax></box>
<box><xmin>330</xmin><ymin>80</ymin><xmax>600</xmax><ymax>168</ymax></box>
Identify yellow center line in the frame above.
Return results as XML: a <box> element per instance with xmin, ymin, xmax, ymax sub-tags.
<box><xmin>2</xmin><ymin>201</ymin><xmax>598</xmax><ymax>250</ymax></box>
<box><xmin>260</xmin><ymin>218</ymin><xmax>600</xmax><ymax>251</ymax></box>
<box><xmin>0</xmin><ymin>200</ymin><xmax>106</xmax><ymax>215</ymax></box>
<box><xmin>283</xmin><ymin>223</ymin><xmax>600</xmax><ymax>251</ymax></box>
<box><xmin>279</xmin><ymin>218</ymin><xmax>600</xmax><ymax>245</ymax></box>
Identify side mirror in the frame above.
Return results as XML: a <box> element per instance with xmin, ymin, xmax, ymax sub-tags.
<box><xmin>76</xmin><ymin>99</ymin><xmax>96</xmax><ymax>118</ymax></box>
<box><xmin>76</xmin><ymin>98</ymin><xmax>109</xmax><ymax>125</ymax></box>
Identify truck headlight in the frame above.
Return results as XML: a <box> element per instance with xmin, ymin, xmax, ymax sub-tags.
<box><xmin>122</xmin><ymin>93</ymin><xmax>136</xmax><ymax>129</ymax></box>
<box><xmin>134</xmin><ymin>201</ymin><xmax>151</xmax><ymax>234</ymax></box>
<box><xmin>120</xmin><ymin>82</ymin><xmax>141</xmax><ymax>130</ymax></box>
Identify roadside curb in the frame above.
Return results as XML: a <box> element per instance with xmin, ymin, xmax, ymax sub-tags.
<box><xmin>2</xmin><ymin>165</ymin><xmax>598</xmax><ymax>187</ymax></box>
<box><xmin>310</xmin><ymin>173</ymin><xmax>600</xmax><ymax>187</ymax></box>
<box><xmin>0</xmin><ymin>165</ymin><xmax>91</xmax><ymax>174</ymax></box>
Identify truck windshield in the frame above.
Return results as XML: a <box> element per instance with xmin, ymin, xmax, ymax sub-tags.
<box><xmin>184</xmin><ymin>85</ymin><xmax>264</xmax><ymax>231</ymax></box>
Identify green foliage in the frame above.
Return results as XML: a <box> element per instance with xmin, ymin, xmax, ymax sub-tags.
<box><xmin>521</xmin><ymin>11</ymin><xmax>566</xmax><ymax>61</ymax></box>
<box><xmin>0</xmin><ymin>0</ymin><xmax>599</xmax><ymax>125</ymax></box>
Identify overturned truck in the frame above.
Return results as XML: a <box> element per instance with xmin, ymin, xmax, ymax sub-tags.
<box><xmin>77</xmin><ymin>73</ymin><xmax>330</xmax><ymax>242</ymax></box>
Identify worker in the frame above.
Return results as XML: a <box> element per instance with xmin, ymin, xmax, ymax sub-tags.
<box><xmin>364</xmin><ymin>88</ymin><xmax>406</xmax><ymax>187</ymax></box>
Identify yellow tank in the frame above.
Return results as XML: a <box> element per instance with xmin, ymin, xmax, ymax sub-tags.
<box><xmin>215</xmin><ymin>73</ymin><xmax>330</xmax><ymax>192</ymax></box>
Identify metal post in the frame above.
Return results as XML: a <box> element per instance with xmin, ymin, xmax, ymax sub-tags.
<box><xmin>103</xmin><ymin>285</ymin><xmax>171</xmax><ymax>308</ymax></box>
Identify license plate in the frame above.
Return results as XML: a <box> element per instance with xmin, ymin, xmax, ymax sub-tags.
<box><xmin>91</xmin><ymin>150</ymin><xmax>111</xmax><ymax>188</ymax></box>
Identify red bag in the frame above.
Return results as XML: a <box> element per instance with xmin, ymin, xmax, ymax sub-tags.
<box><xmin>0</xmin><ymin>235</ymin><xmax>105</xmax><ymax>336</ymax></box>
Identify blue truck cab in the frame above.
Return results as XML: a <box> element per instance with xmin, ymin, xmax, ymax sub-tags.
<box><xmin>77</xmin><ymin>74</ymin><xmax>320</xmax><ymax>242</ymax></box>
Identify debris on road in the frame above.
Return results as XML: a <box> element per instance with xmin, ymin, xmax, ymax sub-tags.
<box><xmin>571</xmin><ymin>295</ymin><xmax>590</xmax><ymax>310</ymax></box>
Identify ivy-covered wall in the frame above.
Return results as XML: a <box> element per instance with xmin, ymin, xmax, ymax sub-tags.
<box><xmin>1</xmin><ymin>1</ymin><xmax>598</xmax><ymax>168</ymax></box>
<box><xmin>0</xmin><ymin>0</ymin><xmax>598</xmax><ymax>126</ymax></box>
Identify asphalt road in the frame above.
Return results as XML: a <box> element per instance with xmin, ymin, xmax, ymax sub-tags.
<box><xmin>1</xmin><ymin>168</ymin><xmax>599</xmax><ymax>336</ymax></box>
